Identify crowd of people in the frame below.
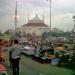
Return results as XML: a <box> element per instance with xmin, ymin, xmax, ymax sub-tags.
<box><xmin>8</xmin><ymin>39</ymin><xmax>21</xmax><ymax>75</ymax></box>
<box><xmin>0</xmin><ymin>37</ymin><xmax>71</xmax><ymax>75</ymax></box>
<box><xmin>0</xmin><ymin>37</ymin><xmax>55</xmax><ymax>75</ymax></box>
<box><xmin>0</xmin><ymin>38</ymin><xmax>22</xmax><ymax>75</ymax></box>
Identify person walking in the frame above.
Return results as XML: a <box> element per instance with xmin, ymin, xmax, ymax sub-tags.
<box><xmin>9</xmin><ymin>39</ymin><xmax>13</xmax><ymax>68</ymax></box>
<box><xmin>0</xmin><ymin>38</ymin><xmax>3</xmax><ymax>61</ymax></box>
<box><xmin>9</xmin><ymin>39</ymin><xmax>21</xmax><ymax>75</ymax></box>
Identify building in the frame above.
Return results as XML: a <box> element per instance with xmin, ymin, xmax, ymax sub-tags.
<box><xmin>51</xmin><ymin>28</ymin><xmax>63</xmax><ymax>33</ymax></box>
<box><xmin>17</xmin><ymin>14</ymin><xmax>49</xmax><ymax>35</ymax></box>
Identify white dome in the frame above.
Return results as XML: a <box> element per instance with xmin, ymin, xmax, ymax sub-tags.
<box><xmin>28</xmin><ymin>14</ymin><xmax>44</xmax><ymax>23</ymax></box>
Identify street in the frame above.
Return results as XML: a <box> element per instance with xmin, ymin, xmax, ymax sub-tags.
<box><xmin>1</xmin><ymin>51</ymin><xmax>72</xmax><ymax>75</ymax></box>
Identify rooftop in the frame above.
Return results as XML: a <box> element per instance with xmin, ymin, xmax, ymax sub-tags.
<box><xmin>28</xmin><ymin>14</ymin><xmax>44</xmax><ymax>23</ymax></box>
<box><xmin>22</xmin><ymin>14</ymin><xmax>48</xmax><ymax>27</ymax></box>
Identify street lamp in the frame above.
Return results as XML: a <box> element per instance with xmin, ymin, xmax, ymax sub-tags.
<box><xmin>46</xmin><ymin>0</ymin><xmax>52</xmax><ymax>32</ymax></box>
<box><xmin>72</xmin><ymin>15</ymin><xmax>75</xmax><ymax>75</ymax></box>
<box><xmin>73</xmin><ymin>15</ymin><xmax>75</xmax><ymax>33</ymax></box>
<box><xmin>14</xmin><ymin>0</ymin><xmax>18</xmax><ymax>31</ymax></box>
<box><xmin>73</xmin><ymin>15</ymin><xmax>75</xmax><ymax>49</ymax></box>
<box><xmin>50</xmin><ymin>0</ymin><xmax>52</xmax><ymax>33</ymax></box>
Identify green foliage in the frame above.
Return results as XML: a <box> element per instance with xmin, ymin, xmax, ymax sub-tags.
<box><xmin>71</xmin><ymin>53</ymin><xmax>75</xmax><ymax>63</ymax></box>
<box><xmin>42</xmin><ymin>31</ymin><xmax>71</xmax><ymax>38</ymax></box>
<box><xmin>4</xmin><ymin>30</ymin><xmax>10</xmax><ymax>34</ymax></box>
<box><xmin>42</xmin><ymin>32</ymin><xmax>48</xmax><ymax>38</ymax></box>
<box><xmin>49</xmin><ymin>32</ymin><xmax>71</xmax><ymax>37</ymax></box>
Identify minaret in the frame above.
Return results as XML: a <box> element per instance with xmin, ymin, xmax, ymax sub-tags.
<box><xmin>27</xmin><ymin>14</ymin><xmax>29</xmax><ymax>22</ymax></box>
<box><xmin>15</xmin><ymin>0</ymin><xmax>18</xmax><ymax>30</ymax></box>
<box><xmin>42</xmin><ymin>13</ymin><xmax>44</xmax><ymax>23</ymax></box>
<box><xmin>36</xmin><ymin>13</ymin><xmax>37</xmax><ymax>17</ymax></box>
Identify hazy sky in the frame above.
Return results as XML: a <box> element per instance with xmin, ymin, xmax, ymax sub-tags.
<box><xmin>0</xmin><ymin>0</ymin><xmax>75</xmax><ymax>32</ymax></box>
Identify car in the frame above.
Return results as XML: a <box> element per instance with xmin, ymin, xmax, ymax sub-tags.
<box><xmin>21</xmin><ymin>42</ymin><xmax>35</xmax><ymax>56</ymax></box>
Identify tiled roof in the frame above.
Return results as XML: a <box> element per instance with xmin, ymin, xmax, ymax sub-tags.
<box><xmin>22</xmin><ymin>14</ymin><xmax>48</xmax><ymax>27</ymax></box>
<box><xmin>22</xmin><ymin>23</ymin><xmax>48</xmax><ymax>27</ymax></box>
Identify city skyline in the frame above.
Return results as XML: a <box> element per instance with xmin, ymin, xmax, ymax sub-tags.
<box><xmin>0</xmin><ymin>0</ymin><xmax>75</xmax><ymax>32</ymax></box>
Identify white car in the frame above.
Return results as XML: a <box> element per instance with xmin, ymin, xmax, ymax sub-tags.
<box><xmin>21</xmin><ymin>46</ymin><xmax>34</xmax><ymax>55</ymax></box>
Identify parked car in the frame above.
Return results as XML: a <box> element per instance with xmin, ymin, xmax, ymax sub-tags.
<box><xmin>21</xmin><ymin>42</ymin><xmax>35</xmax><ymax>56</ymax></box>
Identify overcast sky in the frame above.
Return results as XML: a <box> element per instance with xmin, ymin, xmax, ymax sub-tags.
<box><xmin>0</xmin><ymin>0</ymin><xmax>75</xmax><ymax>32</ymax></box>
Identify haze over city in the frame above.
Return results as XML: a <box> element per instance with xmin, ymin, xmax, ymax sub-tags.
<box><xmin>0</xmin><ymin>0</ymin><xmax>75</xmax><ymax>32</ymax></box>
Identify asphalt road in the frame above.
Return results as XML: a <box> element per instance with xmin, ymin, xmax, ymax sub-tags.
<box><xmin>2</xmin><ymin>51</ymin><xmax>72</xmax><ymax>75</ymax></box>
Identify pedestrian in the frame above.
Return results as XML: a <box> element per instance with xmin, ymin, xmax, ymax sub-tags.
<box><xmin>34</xmin><ymin>43</ymin><xmax>37</xmax><ymax>54</ymax></box>
<box><xmin>9</xmin><ymin>39</ymin><xmax>21</xmax><ymax>75</ymax></box>
<box><xmin>9</xmin><ymin>39</ymin><xmax>13</xmax><ymax>47</ymax></box>
<box><xmin>0</xmin><ymin>38</ymin><xmax>3</xmax><ymax>61</ymax></box>
<box><xmin>9</xmin><ymin>39</ymin><xmax>13</xmax><ymax>68</ymax></box>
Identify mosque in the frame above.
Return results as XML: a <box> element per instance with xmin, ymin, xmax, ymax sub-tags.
<box><xmin>17</xmin><ymin>14</ymin><xmax>49</xmax><ymax>35</ymax></box>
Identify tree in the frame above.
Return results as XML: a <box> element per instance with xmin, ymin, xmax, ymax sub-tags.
<box><xmin>42</xmin><ymin>32</ymin><xmax>48</xmax><ymax>39</ymax></box>
<box><xmin>4</xmin><ymin>30</ymin><xmax>10</xmax><ymax>40</ymax></box>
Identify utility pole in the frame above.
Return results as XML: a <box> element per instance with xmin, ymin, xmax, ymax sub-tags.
<box><xmin>73</xmin><ymin>15</ymin><xmax>75</xmax><ymax>50</ymax></box>
<box><xmin>46</xmin><ymin>0</ymin><xmax>52</xmax><ymax>32</ymax></box>
<box><xmin>15</xmin><ymin>0</ymin><xmax>18</xmax><ymax>31</ymax></box>
<box><xmin>50</xmin><ymin>0</ymin><xmax>52</xmax><ymax>33</ymax></box>
<box><xmin>72</xmin><ymin>15</ymin><xmax>75</xmax><ymax>75</ymax></box>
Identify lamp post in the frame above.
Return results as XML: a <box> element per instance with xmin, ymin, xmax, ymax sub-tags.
<box><xmin>14</xmin><ymin>0</ymin><xmax>18</xmax><ymax>31</ymax></box>
<box><xmin>73</xmin><ymin>15</ymin><xmax>75</xmax><ymax>34</ymax></box>
<box><xmin>73</xmin><ymin>15</ymin><xmax>75</xmax><ymax>49</ymax></box>
<box><xmin>50</xmin><ymin>0</ymin><xmax>52</xmax><ymax>33</ymax></box>
<box><xmin>72</xmin><ymin>15</ymin><xmax>75</xmax><ymax>75</ymax></box>
<box><xmin>46</xmin><ymin>0</ymin><xmax>52</xmax><ymax>32</ymax></box>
